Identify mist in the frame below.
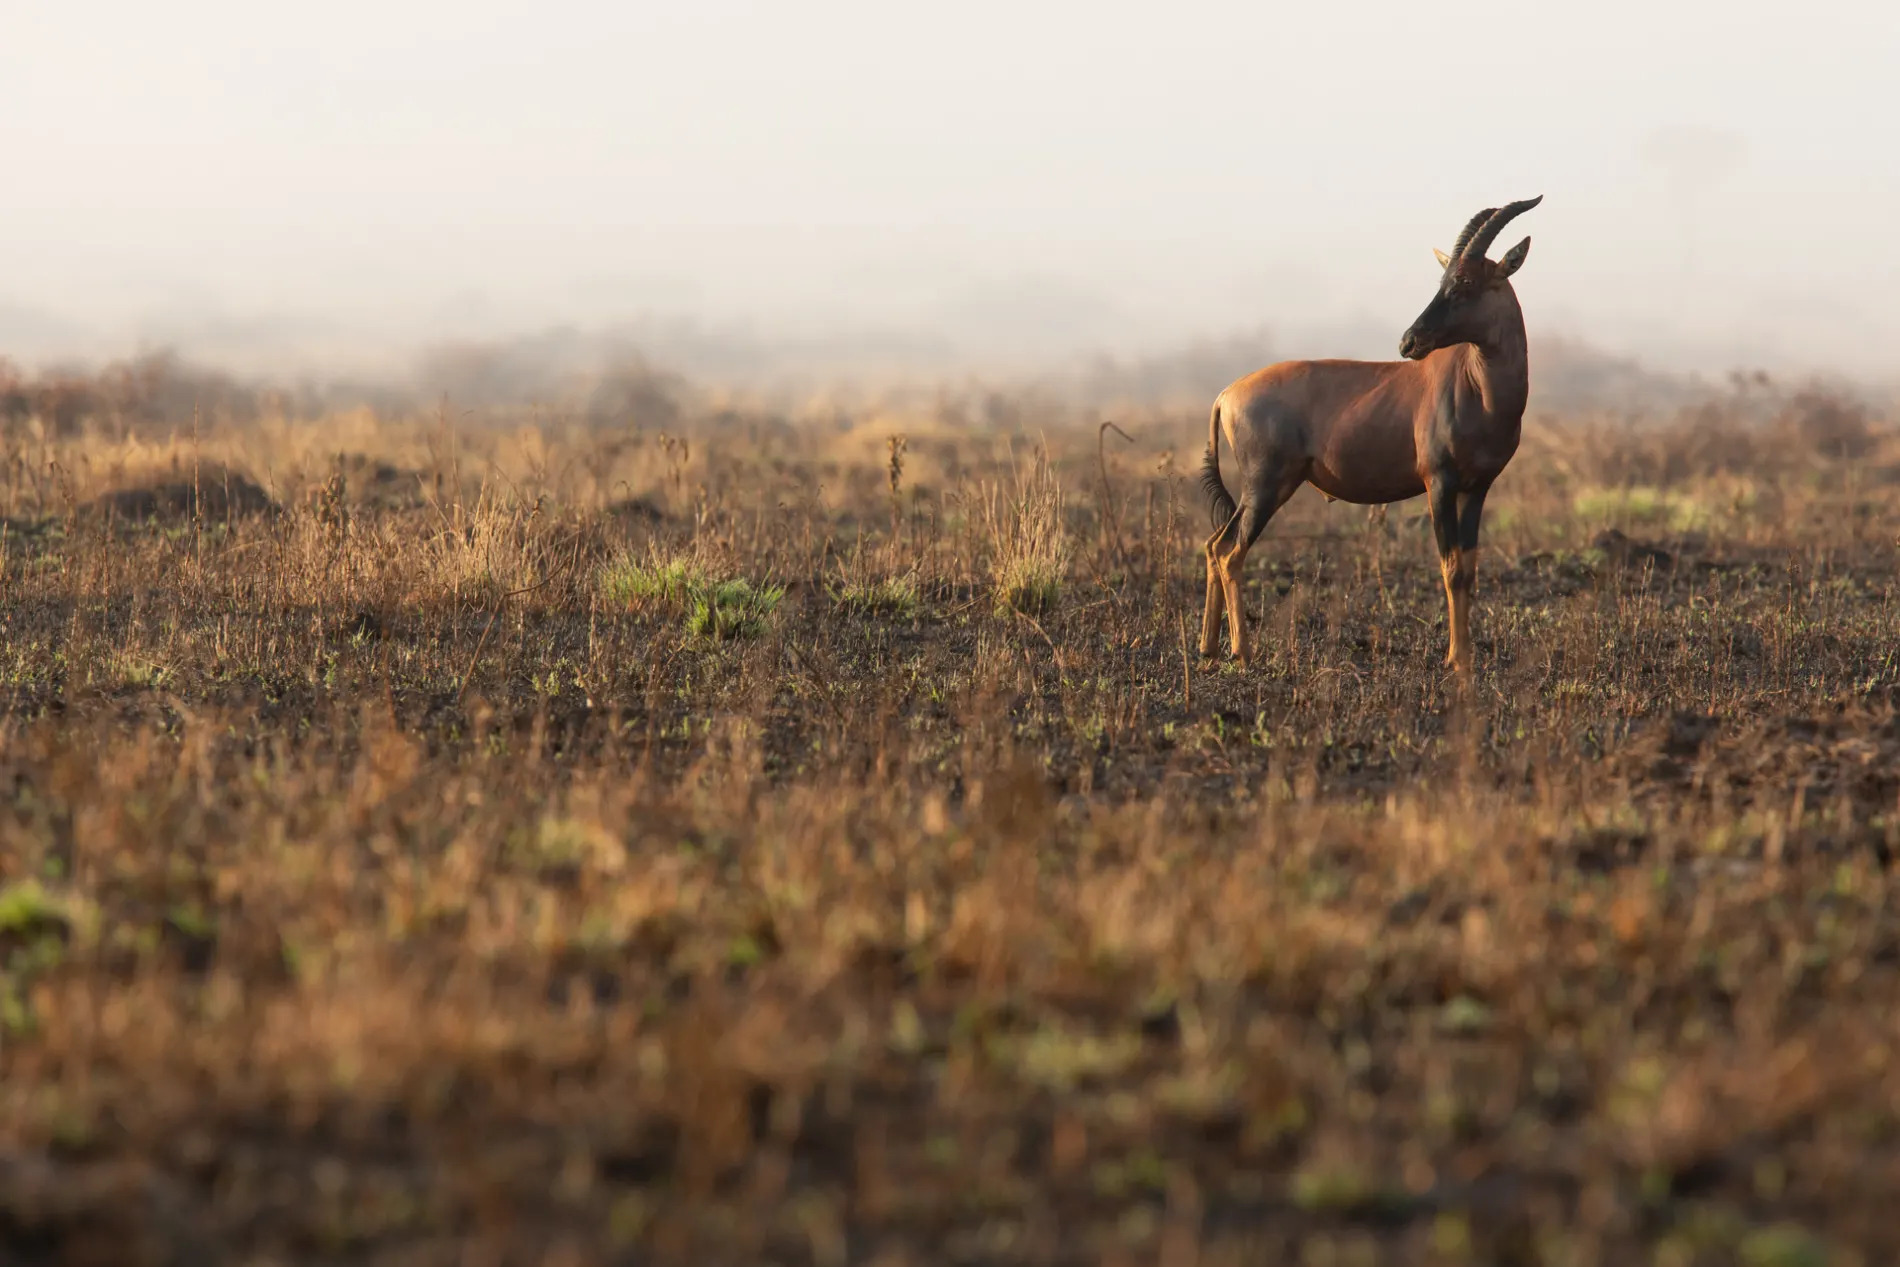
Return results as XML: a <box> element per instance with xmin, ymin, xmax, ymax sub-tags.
<box><xmin>4</xmin><ymin>1</ymin><xmax>1899</xmax><ymax>387</ymax></box>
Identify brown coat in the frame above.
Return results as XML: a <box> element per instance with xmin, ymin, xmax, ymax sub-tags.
<box><xmin>1199</xmin><ymin>197</ymin><xmax>1541</xmax><ymax>673</ymax></box>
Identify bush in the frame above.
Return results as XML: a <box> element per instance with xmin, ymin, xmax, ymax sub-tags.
<box><xmin>602</xmin><ymin>550</ymin><xmax>782</xmax><ymax>640</ymax></box>
<box><xmin>833</xmin><ymin>576</ymin><xmax>920</xmax><ymax>620</ymax></box>
<box><xmin>685</xmin><ymin>579</ymin><xmax>784</xmax><ymax>641</ymax></box>
<box><xmin>599</xmin><ymin>554</ymin><xmax>705</xmax><ymax>606</ymax></box>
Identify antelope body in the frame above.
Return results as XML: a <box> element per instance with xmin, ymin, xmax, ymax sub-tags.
<box><xmin>1199</xmin><ymin>196</ymin><xmax>1542</xmax><ymax>674</ymax></box>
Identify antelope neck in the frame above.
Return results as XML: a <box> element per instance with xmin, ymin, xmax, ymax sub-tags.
<box><xmin>1458</xmin><ymin>302</ymin><xmax>1528</xmax><ymax>421</ymax></box>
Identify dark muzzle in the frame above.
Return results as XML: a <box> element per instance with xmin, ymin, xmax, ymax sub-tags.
<box><xmin>1398</xmin><ymin>328</ymin><xmax>1430</xmax><ymax>360</ymax></box>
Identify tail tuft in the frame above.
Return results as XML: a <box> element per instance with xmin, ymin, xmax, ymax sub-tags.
<box><xmin>1199</xmin><ymin>402</ymin><xmax>1237</xmax><ymax>529</ymax></box>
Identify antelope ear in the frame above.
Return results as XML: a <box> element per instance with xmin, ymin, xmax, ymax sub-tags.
<box><xmin>1433</xmin><ymin>248</ymin><xmax>1452</xmax><ymax>270</ymax></box>
<box><xmin>1495</xmin><ymin>236</ymin><xmax>1531</xmax><ymax>279</ymax></box>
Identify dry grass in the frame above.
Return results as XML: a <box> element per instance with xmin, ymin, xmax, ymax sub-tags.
<box><xmin>0</xmin><ymin>378</ymin><xmax>1898</xmax><ymax>1265</ymax></box>
<box><xmin>978</xmin><ymin>442</ymin><xmax>1069</xmax><ymax>616</ymax></box>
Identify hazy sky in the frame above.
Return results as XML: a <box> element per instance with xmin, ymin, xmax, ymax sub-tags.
<box><xmin>4</xmin><ymin>1</ymin><xmax>1899</xmax><ymax>376</ymax></box>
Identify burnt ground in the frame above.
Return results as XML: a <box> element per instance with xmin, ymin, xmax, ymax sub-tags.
<box><xmin>0</xmin><ymin>413</ymin><xmax>1898</xmax><ymax>1265</ymax></box>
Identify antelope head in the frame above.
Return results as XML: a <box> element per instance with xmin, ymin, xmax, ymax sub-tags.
<box><xmin>1398</xmin><ymin>195</ymin><xmax>1541</xmax><ymax>360</ymax></box>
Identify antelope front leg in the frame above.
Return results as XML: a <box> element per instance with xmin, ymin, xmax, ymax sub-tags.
<box><xmin>1428</xmin><ymin>478</ymin><xmax>1471</xmax><ymax>674</ymax></box>
<box><xmin>1446</xmin><ymin>554</ymin><xmax>1475</xmax><ymax>672</ymax></box>
<box><xmin>1451</xmin><ymin>481</ymin><xmax>1492</xmax><ymax>674</ymax></box>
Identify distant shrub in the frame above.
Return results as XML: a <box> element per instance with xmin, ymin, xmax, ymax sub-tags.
<box><xmin>1572</xmin><ymin>486</ymin><xmax>1714</xmax><ymax>533</ymax></box>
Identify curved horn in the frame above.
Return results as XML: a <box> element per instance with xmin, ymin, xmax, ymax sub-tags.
<box><xmin>1461</xmin><ymin>195</ymin><xmax>1543</xmax><ymax>264</ymax></box>
<box><xmin>1446</xmin><ymin>207</ymin><xmax>1497</xmax><ymax>269</ymax></box>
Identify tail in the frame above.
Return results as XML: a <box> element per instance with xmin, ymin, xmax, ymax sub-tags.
<box><xmin>1199</xmin><ymin>399</ymin><xmax>1238</xmax><ymax>530</ymax></box>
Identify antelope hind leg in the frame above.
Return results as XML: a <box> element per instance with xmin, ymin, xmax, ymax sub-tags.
<box><xmin>1200</xmin><ymin>512</ymin><xmax>1240</xmax><ymax>658</ymax></box>
<box><xmin>1220</xmin><ymin>541</ymin><xmax>1251</xmax><ymax>665</ymax></box>
<box><xmin>1219</xmin><ymin>475</ymin><xmax>1299</xmax><ymax>667</ymax></box>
